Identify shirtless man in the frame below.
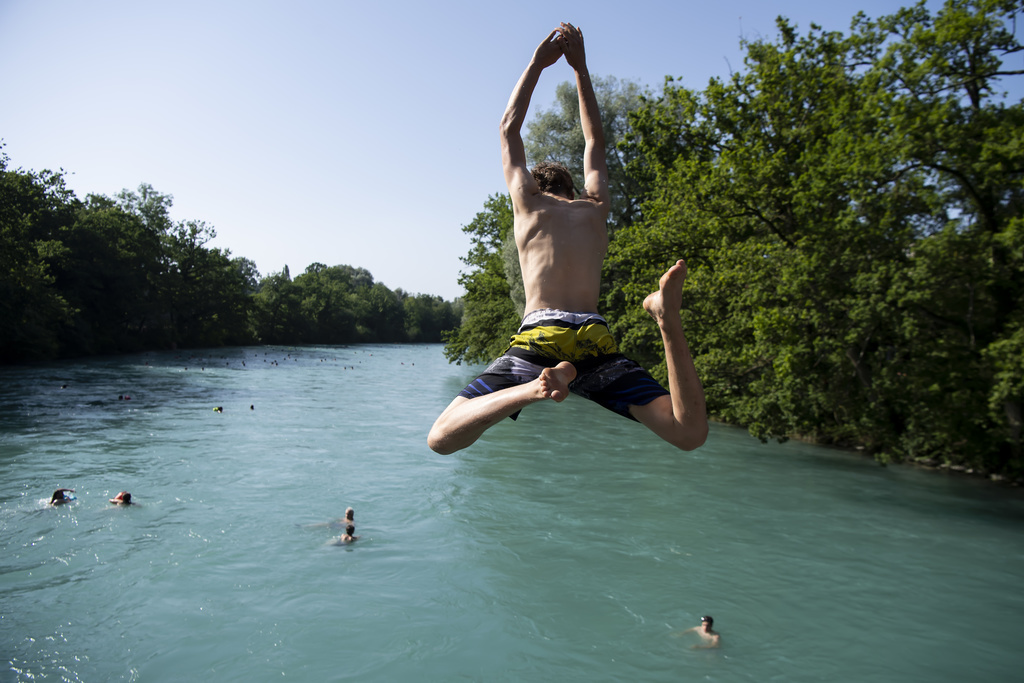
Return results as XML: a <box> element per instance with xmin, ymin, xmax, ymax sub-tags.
<box><xmin>427</xmin><ymin>23</ymin><xmax>707</xmax><ymax>455</ymax></box>
<box><xmin>302</xmin><ymin>506</ymin><xmax>353</xmax><ymax>531</ymax></box>
<box><xmin>336</xmin><ymin>524</ymin><xmax>359</xmax><ymax>545</ymax></box>
<box><xmin>680</xmin><ymin>616</ymin><xmax>721</xmax><ymax>649</ymax></box>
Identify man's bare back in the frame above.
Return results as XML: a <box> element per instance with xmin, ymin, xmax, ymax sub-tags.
<box><xmin>515</xmin><ymin>193</ymin><xmax>608</xmax><ymax>314</ymax></box>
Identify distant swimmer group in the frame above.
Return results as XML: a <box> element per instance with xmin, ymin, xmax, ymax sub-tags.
<box><xmin>48</xmin><ymin>488</ymin><xmax>137</xmax><ymax>506</ymax></box>
<box><xmin>325</xmin><ymin>507</ymin><xmax>361</xmax><ymax>545</ymax></box>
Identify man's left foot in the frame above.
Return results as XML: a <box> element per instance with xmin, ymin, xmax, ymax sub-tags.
<box><xmin>539</xmin><ymin>361</ymin><xmax>576</xmax><ymax>402</ymax></box>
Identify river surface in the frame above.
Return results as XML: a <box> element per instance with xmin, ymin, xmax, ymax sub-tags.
<box><xmin>2</xmin><ymin>344</ymin><xmax>1023</xmax><ymax>682</ymax></box>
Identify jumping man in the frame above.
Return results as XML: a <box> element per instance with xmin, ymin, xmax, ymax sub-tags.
<box><xmin>428</xmin><ymin>23</ymin><xmax>708</xmax><ymax>454</ymax></box>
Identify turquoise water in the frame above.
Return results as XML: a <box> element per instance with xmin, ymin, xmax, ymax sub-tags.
<box><xmin>2</xmin><ymin>344</ymin><xmax>1023</xmax><ymax>682</ymax></box>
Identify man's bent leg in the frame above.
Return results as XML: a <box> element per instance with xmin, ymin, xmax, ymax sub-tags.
<box><xmin>629</xmin><ymin>260</ymin><xmax>709</xmax><ymax>451</ymax></box>
<box><xmin>428</xmin><ymin>362</ymin><xmax>576</xmax><ymax>454</ymax></box>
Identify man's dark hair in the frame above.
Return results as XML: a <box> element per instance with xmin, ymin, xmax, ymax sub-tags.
<box><xmin>531</xmin><ymin>161</ymin><xmax>575</xmax><ymax>199</ymax></box>
<box><xmin>701</xmin><ymin>616</ymin><xmax>713</xmax><ymax>627</ymax></box>
<box><xmin>346</xmin><ymin>525</ymin><xmax>355</xmax><ymax>535</ymax></box>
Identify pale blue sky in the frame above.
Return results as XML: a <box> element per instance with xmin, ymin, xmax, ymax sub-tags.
<box><xmin>2</xmin><ymin>0</ymin><xmax>1011</xmax><ymax>300</ymax></box>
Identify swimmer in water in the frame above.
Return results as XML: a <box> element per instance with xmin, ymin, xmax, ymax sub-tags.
<box><xmin>330</xmin><ymin>507</ymin><xmax>355</xmax><ymax>529</ymax></box>
<box><xmin>109</xmin><ymin>491</ymin><xmax>135</xmax><ymax>505</ymax></box>
<box><xmin>49</xmin><ymin>488</ymin><xmax>74</xmax><ymax>505</ymax></box>
<box><xmin>335</xmin><ymin>524</ymin><xmax>360</xmax><ymax>545</ymax></box>
<box><xmin>676</xmin><ymin>615</ymin><xmax>721</xmax><ymax>649</ymax></box>
<box><xmin>304</xmin><ymin>506</ymin><xmax>355</xmax><ymax>530</ymax></box>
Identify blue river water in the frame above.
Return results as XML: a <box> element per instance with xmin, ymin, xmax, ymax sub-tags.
<box><xmin>2</xmin><ymin>344</ymin><xmax>1023</xmax><ymax>682</ymax></box>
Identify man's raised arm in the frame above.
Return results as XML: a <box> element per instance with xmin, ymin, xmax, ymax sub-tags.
<box><xmin>558</xmin><ymin>23</ymin><xmax>609</xmax><ymax>206</ymax></box>
<box><xmin>500</xmin><ymin>29</ymin><xmax>563</xmax><ymax>207</ymax></box>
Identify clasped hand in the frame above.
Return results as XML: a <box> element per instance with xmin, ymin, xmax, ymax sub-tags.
<box><xmin>533</xmin><ymin>22</ymin><xmax>587</xmax><ymax>71</ymax></box>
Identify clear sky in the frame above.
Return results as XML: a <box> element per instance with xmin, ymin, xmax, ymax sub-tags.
<box><xmin>2</xmin><ymin>0</ymin><xmax>1009</xmax><ymax>300</ymax></box>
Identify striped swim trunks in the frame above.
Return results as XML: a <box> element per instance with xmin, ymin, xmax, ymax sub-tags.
<box><xmin>457</xmin><ymin>309</ymin><xmax>669</xmax><ymax>421</ymax></box>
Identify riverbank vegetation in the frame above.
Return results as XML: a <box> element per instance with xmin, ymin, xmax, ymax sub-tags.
<box><xmin>444</xmin><ymin>0</ymin><xmax>1024</xmax><ymax>475</ymax></box>
<box><xmin>0</xmin><ymin>165</ymin><xmax>460</xmax><ymax>362</ymax></box>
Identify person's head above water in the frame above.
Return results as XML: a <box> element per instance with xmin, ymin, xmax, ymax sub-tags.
<box><xmin>531</xmin><ymin>161</ymin><xmax>575</xmax><ymax>200</ymax></box>
<box><xmin>701</xmin><ymin>616</ymin><xmax>714</xmax><ymax>628</ymax></box>
<box><xmin>345</xmin><ymin>507</ymin><xmax>354</xmax><ymax>521</ymax></box>
<box><xmin>346</xmin><ymin>524</ymin><xmax>355</xmax><ymax>535</ymax></box>
<box><xmin>110</xmin><ymin>491</ymin><xmax>132</xmax><ymax>504</ymax></box>
<box><xmin>50</xmin><ymin>489</ymin><xmax>73</xmax><ymax>505</ymax></box>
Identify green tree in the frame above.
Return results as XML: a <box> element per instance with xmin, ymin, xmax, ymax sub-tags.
<box><xmin>3</xmin><ymin>149</ymin><xmax>457</xmax><ymax>358</ymax></box>
<box><xmin>403</xmin><ymin>293</ymin><xmax>461</xmax><ymax>342</ymax></box>
<box><xmin>0</xmin><ymin>151</ymin><xmax>74</xmax><ymax>361</ymax></box>
<box><xmin>253</xmin><ymin>265</ymin><xmax>305</xmax><ymax>344</ymax></box>
<box><xmin>362</xmin><ymin>282</ymin><xmax>404</xmax><ymax>342</ymax></box>
<box><xmin>162</xmin><ymin>220</ymin><xmax>252</xmax><ymax>346</ymax></box>
<box><xmin>443</xmin><ymin>194</ymin><xmax>520</xmax><ymax>364</ymax></box>
<box><xmin>53</xmin><ymin>198</ymin><xmax>164</xmax><ymax>353</ymax></box>
<box><xmin>609</xmin><ymin>0</ymin><xmax>1023</xmax><ymax>472</ymax></box>
<box><xmin>860</xmin><ymin>0</ymin><xmax>1024</xmax><ymax>469</ymax></box>
<box><xmin>108</xmin><ymin>184</ymin><xmax>178</xmax><ymax>346</ymax></box>
<box><xmin>293</xmin><ymin>263</ymin><xmax>359</xmax><ymax>343</ymax></box>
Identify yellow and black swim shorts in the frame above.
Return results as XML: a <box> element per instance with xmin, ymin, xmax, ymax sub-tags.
<box><xmin>458</xmin><ymin>309</ymin><xmax>669</xmax><ymax>421</ymax></box>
